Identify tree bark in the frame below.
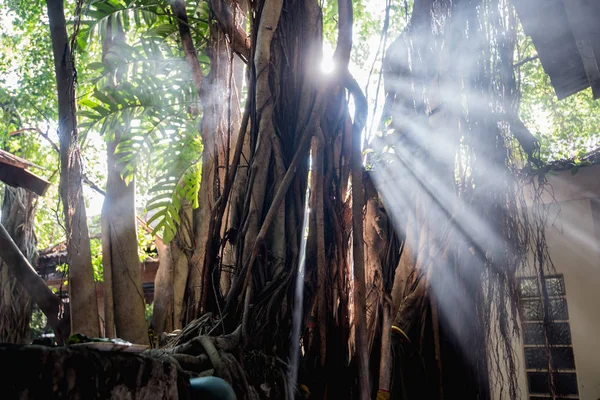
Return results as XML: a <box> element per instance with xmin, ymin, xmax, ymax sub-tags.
<box><xmin>364</xmin><ymin>195</ymin><xmax>389</xmax><ymax>352</ymax></box>
<box><xmin>171</xmin><ymin>204</ymin><xmax>193</xmax><ymax>330</ymax></box>
<box><xmin>312</xmin><ymin>137</ymin><xmax>327</xmax><ymax>365</ymax></box>
<box><xmin>0</xmin><ymin>222</ymin><xmax>67</xmax><ymax>340</ymax></box>
<box><xmin>169</xmin><ymin>0</ymin><xmax>208</xmax><ymax>313</ymax></box>
<box><xmin>350</xmin><ymin>112</ymin><xmax>371</xmax><ymax>400</ymax></box>
<box><xmin>152</xmin><ymin>202</ymin><xmax>192</xmax><ymax>333</ymax></box>
<box><xmin>170</xmin><ymin>0</ymin><xmax>225</xmax><ymax>321</ymax></box>
<box><xmin>46</xmin><ymin>0</ymin><xmax>99</xmax><ymax>337</ymax></box>
<box><xmin>0</xmin><ymin>187</ymin><xmax>37</xmax><ymax>343</ymax></box>
<box><xmin>99</xmin><ymin>15</ymin><xmax>149</xmax><ymax>345</ymax></box>
<box><xmin>101</xmin><ymin>212</ymin><xmax>115</xmax><ymax>338</ymax></box>
<box><xmin>160</xmin><ymin>0</ymin><xmax>387</xmax><ymax>397</ymax></box>
<box><xmin>102</xmin><ymin>134</ymin><xmax>148</xmax><ymax>344</ymax></box>
<box><xmin>150</xmin><ymin>236</ymin><xmax>173</xmax><ymax>334</ymax></box>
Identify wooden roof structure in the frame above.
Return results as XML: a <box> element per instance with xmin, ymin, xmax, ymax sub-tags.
<box><xmin>0</xmin><ymin>149</ymin><xmax>50</xmax><ymax>196</ymax></box>
<box><xmin>513</xmin><ymin>0</ymin><xmax>600</xmax><ymax>99</ymax></box>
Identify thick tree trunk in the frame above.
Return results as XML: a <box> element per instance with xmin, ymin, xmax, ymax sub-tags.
<box><xmin>364</xmin><ymin>195</ymin><xmax>389</xmax><ymax>352</ymax></box>
<box><xmin>218</xmin><ymin>37</ymin><xmax>246</xmax><ymax>297</ymax></box>
<box><xmin>46</xmin><ymin>0</ymin><xmax>99</xmax><ymax>337</ymax></box>
<box><xmin>171</xmin><ymin>205</ymin><xmax>194</xmax><ymax>330</ymax></box>
<box><xmin>152</xmin><ymin>202</ymin><xmax>192</xmax><ymax>333</ymax></box>
<box><xmin>0</xmin><ymin>188</ymin><xmax>37</xmax><ymax>343</ymax></box>
<box><xmin>101</xmin><ymin>213</ymin><xmax>115</xmax><ymax>338</ymax></box>
<box><xmin>188</xmin><ymin>149</ymin><xmax>215</xmax><ymax>318</ymax></box>
<box><xmin>100</xmin><ymin>16</ymin><xmax>149</xmax><ymax>345</ymax></box>
<box><xmin>376</xmin><ymin>1</ymin><xmax>527</xmax><ymax>399</ymax></box>
<box><xmin>102</xmin><ymin>134</ymin><xmax>149</xmax><ymax>344</ymax></box>
<box><xmin>151</xmin><ymin>236</ymin><xmax>173</xmax><ymax>334</ymax></box>
<box><xmin>170</xmin><ymin>0</ymin><xmax>228</xmax><ymax>321</ymax></box>
<box><xmin>111</xmin><ymin>0</ymin><xmax>530</xmax><ymax>397</ymax></box>
<box><xmin>162</xmin><ymin>0</ymin><xmax>385</xmax><ymax>397</ymax></box>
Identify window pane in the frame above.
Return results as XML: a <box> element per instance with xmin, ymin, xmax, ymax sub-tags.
<box><xmin>523</xmin><ymin>299</ymin><xmax>543</xmax><ymax>320</ymax></box>
<box><xmin>548</xmin><ymin>323</ymin><xmax>572</xmax><ymax>345</ymax></box>
<box><xmin>554</xmin><ymin>372</ymin><xmax>579</xmax><ymax>395</ymax></box>
<box><xmin>523</xmin><ymin>299</ymin><xmax>569</xmax><ymax>321</ymax></box>
<box><xmin>523</xmin><ymin>323</ymin><xmax>545</xmax><ymax>345</ymax></box>
<box><xmin>523</xmin><ymin>323</ymin><xmax>572</xmax><ymax>345</ymax></box>
<box><xmin>519</xmin><ymin>278</ymin><xmax>540</xmax><ymax>298</ymax></box>
<box><xmin>545</xmin><ymin>276</ymin><xmax>565</xmax><ymax>296</ymax></box>
<box><xmin>549</xmin><ymin>298</ymin><xmax>569</xmax><ymax>320</ymax></box>
<box><xmin>527</xmin><ymin>372</ymin><xmax>579</xmax><ymax>395</ymax></box>
<box><xmin>524</xmin><ymin>348</ymin><xmax>548</xmax><ymax>369</ymax></box>
<box><xmin>528</xmin><ymin>372</ymin><xmax>549</xmax><ymax>394</ymax></box>
<box><xmin>552</xmin><ymin>347</ymin><xmax>575</xmax><ymax>370</ymax></box>
<box><xmin>524</xmin><ymin>348</ymin><xmax>576</xmax><ymax>370</ymax></box>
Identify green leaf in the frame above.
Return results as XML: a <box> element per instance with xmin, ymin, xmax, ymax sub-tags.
<box><xmin>88</xmin><ymin>62</ymin><xmax>106</xmax><ymax>71</ymax></box>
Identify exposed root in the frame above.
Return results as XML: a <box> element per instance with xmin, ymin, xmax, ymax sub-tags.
<box><xmin>170</xmin><ymin>353</ymin><xmax>210</xmax><ymax>373</ymax></box>
<box><xmin>169</xmin><ymin>313</ymin><xmax>213</xmax><ymax>346</ymax></box>
<box><xmin>145</xmin><ymin>322</ymin><xmax>281</xmax><ymax>400</ymax></box>
<box><xmin>198</xmin><ymin>335</ymin><xmax>232</xmax><ymax>383</ymax></box>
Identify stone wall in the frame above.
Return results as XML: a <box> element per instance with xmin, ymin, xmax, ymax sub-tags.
<box><xmin>0</xmin><ymin>345</ymin><xmax>189</xmax><ymax>399</ymax></box>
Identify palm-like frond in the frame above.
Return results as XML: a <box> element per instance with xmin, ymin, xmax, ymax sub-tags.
<box><xmin>78</xmin><ymin>0</ymin><xmax>208</xmax><ymax>241</ymax></box>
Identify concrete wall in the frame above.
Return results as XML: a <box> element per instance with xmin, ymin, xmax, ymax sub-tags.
<box><xmin>494</xmin><ymin>164</ymin><xmax>600</xmax><ymax>399</ymax></box>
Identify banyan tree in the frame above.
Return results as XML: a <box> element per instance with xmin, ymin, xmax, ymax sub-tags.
<box><xmin>1</xmin><ymin>0</ymin><xmax>560</xmax><ymax>398</ymax></box>
<box><xmin>144</xmin><ymin>0</ymin><xmax>552</xmax><ymax>398</ymax></box>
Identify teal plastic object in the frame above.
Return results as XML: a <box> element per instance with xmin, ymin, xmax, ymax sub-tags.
<box><xmin>189</xmin><ymin>377</ymin><xmax>236</xmax><ymax>400</ymax></box>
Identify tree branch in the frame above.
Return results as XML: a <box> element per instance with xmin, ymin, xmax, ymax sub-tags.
<box><xmin>171</xmin><ymin>0</ymin><xmax>204</xmax><ymax>107</ymax></box>
<box><xmin>16</xmin><ymin>126</ymin><xmax>107</xmax><ymax>196</ymax></box>
<box><xmin>513</xmin><ymin>55</ymin><xmax>539</xmax><ymax>69</ymax></box>
<box><xmin>0</xmin><ymin>222</ymin><xmax>68</xmax><ymax>341</ymax></box>
<box><xmin>82</xmin><ymin>174</ymin><xmax>106</xmax><ymax>196</ymax></box>
<box><xmin>208</xmin><ymin>0</ymin><xmax>250</xmax><ymax>63</ymax></box>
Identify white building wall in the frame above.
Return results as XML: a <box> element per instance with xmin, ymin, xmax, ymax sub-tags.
<box><xmin>492</xmin><ymin>164</ymin><xmax>600</xmax><ymax>399</ymax></box>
